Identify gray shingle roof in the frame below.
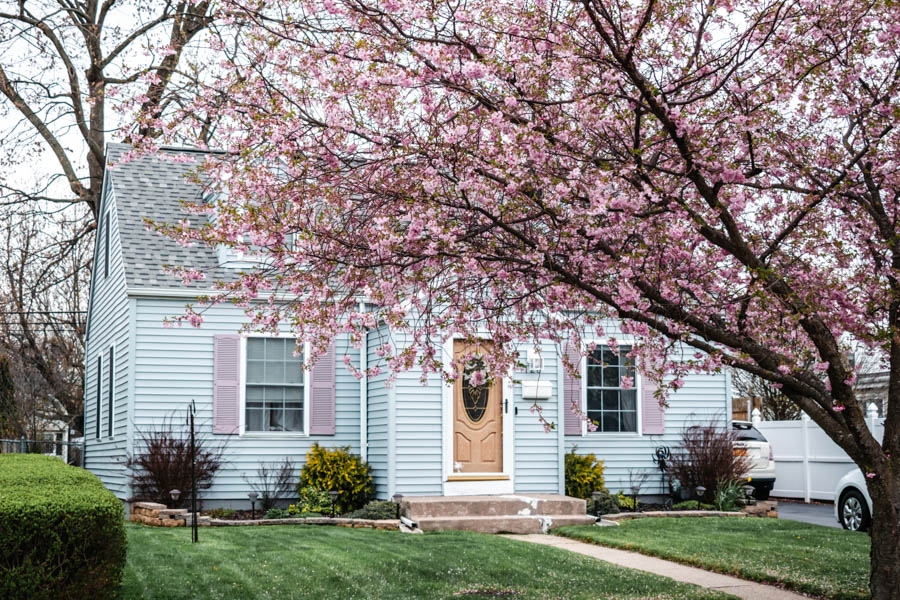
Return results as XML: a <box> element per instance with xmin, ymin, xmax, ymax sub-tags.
<box><xmin>106</xmin><ymin>143</ymin><xmax>231</xmax><ymax>290</ymax></box>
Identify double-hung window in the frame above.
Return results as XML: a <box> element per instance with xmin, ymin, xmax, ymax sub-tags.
<box><xmin>245</xmin><ymin>338</ymin><xmax>304</xmax><ymax>432</ymax></box>
<box><xmin>586</xmin><ymin>345</ymin><xmax>637</xmax><ymax>433</ymax></box>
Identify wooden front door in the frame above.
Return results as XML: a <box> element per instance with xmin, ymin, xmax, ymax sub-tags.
<box><xmin>453</xmin><ymin>341</ymin><xmax>503</xmax><ymax>473</ymax></box>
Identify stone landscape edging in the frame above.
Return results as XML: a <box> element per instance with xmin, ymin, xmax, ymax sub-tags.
<box><xmin>600</xmin><ymin>500</ymin><xmax>778</xmax><ymax>521</ymax></box>
<box><xmin>129</xmin><ymin>501</ymin><xmax>399</xmax><ymax>530</ymax></box>
<box><xmin>600</xmin><ymin>510</ymin><xmax>747</xmax><ymax>521</ymax></box>
<box><xmin>207</xmin><ymin>517</ymin><xmax>400</xmax><ymax>530</ymax></box>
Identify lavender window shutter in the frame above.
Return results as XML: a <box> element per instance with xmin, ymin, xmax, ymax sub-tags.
<box><xmin>213</xmin><ymin>334</ymin><xmax>240</xmax><ymax>434</ymax></box>
<box><xmin>563</xmin><ymin>342</ymin><xmax>583</xmax><ymax>436</ymax></box>
<box><xmin>309</xmin><ymin>343</ymin><xmax>336</xmax><ymax>435</ymax></box>
<box><xmin>641</xmin><ymin>372</ymin><xmax>665</xmax><ymax>435</ymax></box>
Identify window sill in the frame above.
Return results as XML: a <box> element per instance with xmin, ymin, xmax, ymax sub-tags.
<box><xmin>585</xmin><ymin>432</ymin><xmax>641</xmax><ymax>438</ymax></box>
<box><xmin>240</xmin><ymin>431</ymin><xmax>308</xmax><ymax>438</ymax></box>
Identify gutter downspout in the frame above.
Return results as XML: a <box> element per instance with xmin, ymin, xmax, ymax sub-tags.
<box><xmin>359</xmin><ymin>301</ymin><xmax>368</xmax><ymax>461</ymax></box>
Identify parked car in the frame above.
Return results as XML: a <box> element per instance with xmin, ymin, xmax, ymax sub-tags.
<box><xmin>835</xmin><ymin>469</ymin><xmax>873</xmax><ymax>531</ymax></box>
<box><xmin>732</xmin><ymin>421</ymin><xmax>776</xmax><ymax>499</ymax></box>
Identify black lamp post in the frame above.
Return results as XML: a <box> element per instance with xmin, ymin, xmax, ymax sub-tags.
<box><xmin>328</xmin><ymin>491</ymin><xmax>339</xmax><ymax>517</ymax></box>
<box><xmin>630</xmin><ymin>485</ymin><xmax>640</xmax><ymax>513</ymax></box>
<box><xmin>169</xmin><ymin>489</ymin><xmax>181</xmax><ymax>507</ymax></box>
<box><xmin>696</xmin><ymin>486</ymin><xmax>706</xmax><ymax>511</ymax></box>
<box><xmin>248</xmin><ymin>492</ymin><xmax>258</xmax><ymax>519</ymax></box>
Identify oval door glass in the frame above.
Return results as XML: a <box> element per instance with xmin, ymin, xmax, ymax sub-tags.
<box><xmin>462</xmin><ymin>358</ymin><xmax>489</xmax><ymax>422</ymax></box>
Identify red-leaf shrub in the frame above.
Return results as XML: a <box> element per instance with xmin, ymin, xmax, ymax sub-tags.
<box><xmin>127</xmin><ymin>415</ymin><xmax>226</xmax><ymax>508</ymax></box>
<box><xmin>667</xmin><ymin>422</ymin><xmax>749</xmax><ymax>503</ymax></box>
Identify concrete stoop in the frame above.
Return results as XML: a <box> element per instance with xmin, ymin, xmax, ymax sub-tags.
<box><xmin>400</xmin><ymin>494</ymin><xmax>596</xmax><ymax>534</ymax></box>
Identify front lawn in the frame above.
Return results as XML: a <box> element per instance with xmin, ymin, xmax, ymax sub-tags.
<box><xmin>121</xmin><ymin>523</ymin><xmax>734</xmax><ymax>599</ymax></box>
<box><xmin>556</xmin><ymin>517</ymin><xmax>869</xmax><ymax>600</ymax></box>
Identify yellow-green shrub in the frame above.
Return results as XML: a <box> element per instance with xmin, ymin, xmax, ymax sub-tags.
<box><xmin>564</xmin><ymin>447</ymin><xmax>605</xmax><ymax>499</ymax></box>
<box><xmin>299</xmin><ymin>444</ymin><xmax>374</xmax><ymax>513</ymax></box>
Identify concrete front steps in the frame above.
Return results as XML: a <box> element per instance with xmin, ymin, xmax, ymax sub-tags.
<box><xmin>399</xmin><ymin>494</ymin><xmax>596</xmax><ymax>534</ymax></box>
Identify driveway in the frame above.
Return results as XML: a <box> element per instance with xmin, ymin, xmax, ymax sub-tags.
<box><xmin>776</xmin><ymin>500</ymin><xmax>839</xmax><ymax>528</ymax></box>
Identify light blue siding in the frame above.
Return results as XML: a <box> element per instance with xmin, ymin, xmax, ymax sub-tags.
<box><xmin>392</xmin><ymin>332</ymin><xmax>442</xmax><ymax>496</ymax></box>
<box><xmin>83</xmin><ymin>180</ymin><xmax>131</xmax><ymax>497</ymax></box>
<box><xmin>131</xmin><ymin>299</ymin><xmax>361</xmax><ymax>504</ymax></box>
<box><xmin>514</xmin><ymin>340</ymin><xmax>561</xmax><ymax>493</ymax></box>
<box><xmin>365</xmin><ymin>324</ymin><xmax>391</xmax><ymax>498</ymax></box>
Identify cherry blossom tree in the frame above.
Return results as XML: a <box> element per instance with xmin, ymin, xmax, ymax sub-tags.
<box><xmin>133</xmin><ymin>1</ymin><xmax>900</xmax><ymax>595</ymax></box>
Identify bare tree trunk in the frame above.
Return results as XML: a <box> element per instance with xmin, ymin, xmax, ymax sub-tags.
<box><xmin>869</xmin><ymin>474</ymin><xmax>900</xmax><ymax>600</ymax></box>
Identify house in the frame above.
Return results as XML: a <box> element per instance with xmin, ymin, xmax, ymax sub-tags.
<box><xmin>855</xmin><ymin>371</ymin><xmax>888</xmax><ymax>418</ymax></box>
<box><xmin>83</xmin><ymin>144</ymin><xmax>732</xmax><ymax>507</ymax></box>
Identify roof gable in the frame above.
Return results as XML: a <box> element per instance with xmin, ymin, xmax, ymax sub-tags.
<box><xmin>105</xmin><ymin>143</ymin><xmax>230</xmax><ymax>290</ymax></box>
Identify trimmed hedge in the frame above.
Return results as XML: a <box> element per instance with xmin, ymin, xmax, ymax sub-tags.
<box><xmin>0</xmin><ymin>455</ymin><xmax>126</xmax><ymax>600</ymax></box>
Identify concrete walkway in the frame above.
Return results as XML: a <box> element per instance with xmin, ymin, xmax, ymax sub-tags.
<box><xmin>504</xmin><ymin>534</ymin><xmax>809</xmax><ymax>600</ymax></box>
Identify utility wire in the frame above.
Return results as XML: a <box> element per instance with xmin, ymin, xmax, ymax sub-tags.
<box><xmin>0</xmin><ymin>310</ymin><xmax>86</xmax><ymax>315</ymax></box>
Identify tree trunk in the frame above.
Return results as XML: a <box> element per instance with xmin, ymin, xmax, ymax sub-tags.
<box><xmin>868</xmin><ymin>476</ymin><xmax>900</xmax><ymax>600</ymax></box>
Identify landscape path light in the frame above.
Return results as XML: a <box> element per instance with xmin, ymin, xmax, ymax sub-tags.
<box><xmin>248</xmin><ymin>492</ymin><xmax>258</xmax><ymax>519</ymax></box>
<box><xmin>328</xmin><ymin>490</ymin><xmax>339</xmax><ymax>517</ymax></box>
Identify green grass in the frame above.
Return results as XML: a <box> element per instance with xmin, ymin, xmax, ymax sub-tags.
<box><xmin>121</xmin><ymin>522</ymin><xmax>735</xmax><ymax>600</ymax></box>
<box><xmin>556</xmin><ymin>518</ymin><xmax>870</xmax><ymax>600</ymax></box>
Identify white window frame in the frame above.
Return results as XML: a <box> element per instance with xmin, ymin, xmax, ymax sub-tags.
<box><xmin>581</xmin><ymin>337</ymin><xmax>642</xmax><ymax>437</ymax></box>
<box><xmin>238</xmin><ymin>335</ymin><xmax>311</xmax><ymax>437</ymax></box>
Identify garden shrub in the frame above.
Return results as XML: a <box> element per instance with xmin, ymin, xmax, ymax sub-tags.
<box><xmin>208</xmin><ymin>507</ymin><xmax>236</xmax><ymax>519</ymax></box>
<box><xmin>672</xmin><ymin>500</ymin><xmax>715</xmax><ymax>511</ymax></box>
<box><xmin>667</xmin><ymin>421</ymin><xmax>749</xmax><ymax>503</ymax></box>
<box><xmin>0</xmin><ymin>455</ymin><xmax>126</xmax><ymax>600</ymax></box>
<box><xmin>586</xmin><ymin>490</ymin><xmax>620</xmax><ymax>515</ymax></box>
<box><xmin>714</xmin><ymin>479</ymin><xmax>745</xmax><ymax>511</ymax></box>
<box><xmin>127</xmin><ymin>414</ymin><xmax>227</xmax><ymax>508</ymax></box>
<box><xmin>564</xmin><ymin>447</ymin><xmax>605</xmax><ymax>499</ymax></box>
<box><xmin>265</xmin><ymin>507</ymin><xmax>292</xmax><ymax>519</ymax></box>
<box><xmin>616</xmin><ymin>491</ymin><xmax>637</xmax><ymax>511</ymax></box>
<box><xmin>286</xmin><ymin>504</ymin><xmax>322</xmax><ymax>518</ymax></box>
<box><xmin>300</xmin><ymin>443</ymin><xmax>374</xmax><ymax>513</ymax></box>
<box><xmin>345</xmin><ymin>500</ymin><xmax>399</xmax><ymax>520</ymax></box>
<box><xmin>243</xmin><ymin>457</ymin><xmax>295</xmax><ymax>511</ymax></box>
<box><xmin>296</xmin><ymin>485</ymin><xmax>332</xmax><ymax>514</ymax></box>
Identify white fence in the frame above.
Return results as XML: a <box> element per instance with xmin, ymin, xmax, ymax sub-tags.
<box><xmin>755</xmin><ymin>407</ymin><xmax>884</xmax><ymax>502</ymax></box>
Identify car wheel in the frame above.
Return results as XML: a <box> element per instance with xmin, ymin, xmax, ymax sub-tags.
<box><xmin>839</xmin><ymin>489</ymin><xmax>871</xmax><ymax>531</ymax></box>
<box><xmin>753</xmin><ymin>487</ymin><xmax>770</xmax><ymax>501</ymax></box>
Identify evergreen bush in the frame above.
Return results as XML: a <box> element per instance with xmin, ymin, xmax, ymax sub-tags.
<box><xmin>0</xmin><ymin>455</ymin><xmax>126</xmax><ymax>600</ymax></box>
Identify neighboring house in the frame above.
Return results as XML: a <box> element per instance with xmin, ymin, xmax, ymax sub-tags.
<box><xmin>732</xmin><ymin>396</ymin><xmax>763</xmax><ymax>422</ymax></box>
<box><xmin>83</xmin><ymin>144</ymin><xmax>731</xmax><ymax>506</ymax></box>
<box><xmin>855</xmin><ymin>371</ymin><xmax>888</xmax><ymax>418</ymax></box>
